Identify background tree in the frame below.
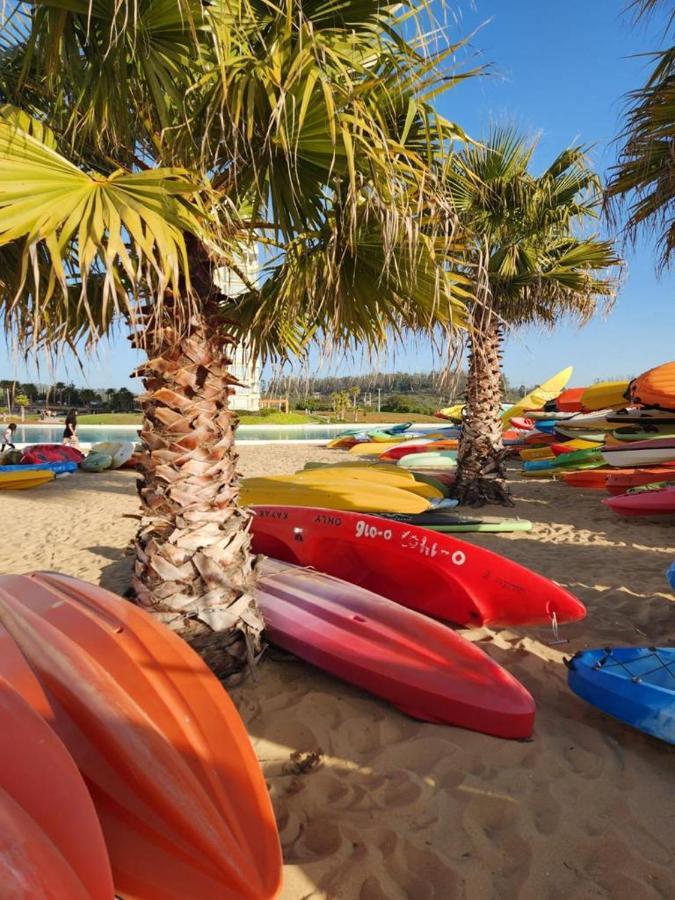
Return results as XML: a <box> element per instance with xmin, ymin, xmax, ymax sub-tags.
<box><xmin>0</xmin><ymin>0</ymin><xmax>472</xmax><ymax>674</ymax></box>
<box><xmin>15</xmin><ymin>393</ymin><xmax>29</xmax><ymax>421</ymax></box>
<box><xmin>605</xmin><ymin>0</ymin><xmax>674</xmax><ymax>269</ymax></box>
<box><xmin>443</xmin><ymin>130</ymin><xmax>621</xmax><ymax>505</ymax></box>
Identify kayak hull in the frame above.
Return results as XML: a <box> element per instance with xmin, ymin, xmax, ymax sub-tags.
<box><xmin>257</xmin><ymin>560</ymin><xmax>535</xmax><ymax>739</ymax></box>
<box><xmin>250</xmin><ymin>506</ymin><xmax>585</xmax><ymax>628</ymax></box>
<box><xmin>567</xmin><ymin>647</ymin><xmax>675</xmax><ymax>744</ymax></box>
<box><xmin>0</xmin><ymin>675</ymin><xmax>113</xmax><ymax>900</ymax></box>
<box><xmin>603</xmin><ymin>487</ymin><xmax>675</xmax><ymax>517</ymax></box>
<box><xmin>0</xmin><ymin>470</ymin><xmax>54</xmax><ymax>490</ymax></box>
<box><xmin>601</xmin><ymin>438</ymin><xmax>675</xmax><ymax>468</ymax></box>
<box><xmin>0</xmin><ymin>572</ymin><xmax>282</xmax><ymax>900</ymax></box>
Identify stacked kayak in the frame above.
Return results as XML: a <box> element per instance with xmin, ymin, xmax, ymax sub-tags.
<box><xmin>90</xmin><ymin>441</ymin><xmax>135</xmax><ymax>469</ymax></box>
<box><xmin>601</xmin><ymin>437</ymin><xmax>675</xmax><ymax>468</ymax></box>
<box><xmin>0</xmin><ymin>675</ymin><xmax>114</xmax><ymax>898</ymax></box>
<box><xmin>567</xmin><ymin>647</ymin><xmax>675</xmax><ymax>744</ymax></box>
<box><xmin>257</xmin><ymin>558</ymin><xmax>535</xmax><ymax>739</ymax></box>
<box><xmin>250</xmin><ymin>506</ymin><xmax>586</xmax><ymax>628</ymax></box>
<box><xmin>0</xmin><ymin>572</ymin><xmax>283</xmax><ymax>899</ymax></box>
<box><xmin>605</xmin><ymin>468</ymin><xmax>675</xmax><ymax>494</ymax></box>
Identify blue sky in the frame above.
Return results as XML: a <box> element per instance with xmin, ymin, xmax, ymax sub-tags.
<box><xmin>1</xmin><ymin>0</ymin><xmax>672</xmax><ymax>390</ymax></box>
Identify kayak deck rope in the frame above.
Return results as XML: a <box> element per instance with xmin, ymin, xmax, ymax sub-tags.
<box><xmin>594</xmin><ymin>648</ymin><xmax>675</xmax><ymax>685</ymax></box>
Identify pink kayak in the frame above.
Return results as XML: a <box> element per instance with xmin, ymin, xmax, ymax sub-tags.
<box><xmin>257</xmin><ymin>559</ymin><xmax>535</xmax><ymax>739</ymax></box>
<box><xmin>250</xmin><ymin>506</ymin><xmax>585</xmax><ymax>628</ymax></box>
<box><xmin>603</xmin><ymin>486</ymin><xmax>675</xmax><ymax>517</ymax></box>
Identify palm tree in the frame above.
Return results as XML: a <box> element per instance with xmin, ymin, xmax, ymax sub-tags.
<box><xmin>605</xmin><ymin>0</ymin><xmax>674</xmax><ymax>269</ymax></box>
<box><xmin>0</xmin><ymin>0</ymin><xmax>472</xmax><ymax>674</ymax></box>
<box><xmin>443</xmin><ymin>130</ymin><xmax>621</xmax><ymax>505</ymax></box>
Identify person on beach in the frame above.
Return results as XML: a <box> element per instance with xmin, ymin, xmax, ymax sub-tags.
<box><xmin>63</xmin><ymin>409</ymin><xmax>79</xmax><ymax>445</ymax></box>
<box><xmin>1</xmin><ymin>422</ymin><xmax>17</xmax><ymax>451</ymax></box>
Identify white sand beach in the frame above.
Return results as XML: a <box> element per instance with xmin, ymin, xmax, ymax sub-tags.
<box><xmin>3</xmin><ymin>446</ymin><xmax>675</xmax><ymax>899</ymax></box>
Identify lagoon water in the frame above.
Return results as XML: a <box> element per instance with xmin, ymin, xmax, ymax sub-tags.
<box><xmin>12</xmin><ymin>423</ymin><xmax>448</xmax><ymax>444</ymax></box>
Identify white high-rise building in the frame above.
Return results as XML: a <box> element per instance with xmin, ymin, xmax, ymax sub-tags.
<box><xmin>214</xmin><ymin>247</ymin><xmax>262</xmax><ymax>412</ymax></box>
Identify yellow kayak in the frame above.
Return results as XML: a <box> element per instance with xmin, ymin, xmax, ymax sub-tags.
<box><xmin>436</xmin><ymin>403</ymin><xmax>464</xmax><ymax>420</ymax></box>
<box><xmin>519</xmin><ymin>446</ymin><xmax>555</xmax><ymax>461</ymax></box>
<box><xmin>348</xmin><ymin>442</ymin><xmax>404</xmax><ymax>456</ymax></box>
<box><xmin>580</xmin><ymin>380</ymin><xmax>630</xmax><ymax>412</ymax></box>
<box><xmin>241</xmin><ymin>478</ymin><xmax>431</xmax><ymax>514</ymax></box>
<box><xmin>503</xmin><ymin>367</ymin><xmax>573</xmax><ymax>425</ymax></box>
<box><xmin>0</xmin><ymin>470</ymin><xmax>55</xmax><ymax>490</ymax></box>
<box><xmin>290</xmin><ymin>466</ymin><xmax>443</xmax><ymax>499</ymax></box>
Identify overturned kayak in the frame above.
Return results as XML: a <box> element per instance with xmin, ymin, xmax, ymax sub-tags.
<box><xmin>257</xmin><ymin>559</ymin><xmax>535</xmax><ymax>739</ymax></box>
<box><xmin>567</xmin><ymin>647</ymin><xmax>675</xmax><ymax>744</ymax></box>
<box><xmin>0</xmin><ymin>572</ymin><xmax>282</xmax><ymax>900</ymax></box>
<box><xmin>0</xmin><ymin>675</ymin><xmax>113</xmax><ymax>899</ymax></box>
<box><xmin>250</xmin><ymin>506</ymin><xmax>585</xmax><ymax>628</ymax></box>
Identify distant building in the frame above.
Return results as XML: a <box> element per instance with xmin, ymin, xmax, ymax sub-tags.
<box><xmin>214</xmin><ymin>247</ymin><xmax>261</xmax><ymax>412</ymax></box>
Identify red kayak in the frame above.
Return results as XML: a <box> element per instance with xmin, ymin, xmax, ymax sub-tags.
<box><xmin>0</xmin><ymin>674</ymin><xmax>113</xmax><ymax>899</ymax></box>
<box><xmin>603</xmin><ymin>486</ymin><xmax>675</xmax><ymax>517</ymax></box>
<box><xmin>21</xmin><ymin>444</ymin><xmax>84</xmax><ymax>465</ymax></box>
<box><xmin>380</xmin><ymin>439</ymin><xmax>457</xmax><ymax>460</ymax></box>
<box><xmin>0</xmin><ymin>572</ymin><xmax>282</xmax><ymax>900</ymax></box>
<box><xmin>559</xmin><ymin>469</ymin><xmax>614</xmax><ymax>489</ymax></box>
<box><xmin>605</xmin><ymin>468</ymin><xmax>675</xmax><ymax>495</ymax></box>
<box><xmin>555</xmin><ymin>387</ymin><xmax>584</xmax><ymax>412</ymax></box>
<box><xmin>250</xmin><ymin>506</ymin><xmax>585</xmax><ymax>628</ymax></box>
<box><xmin>257</xmin><ymin>559</ymin><xmax>535</xmax><ymax>739</ymax></box>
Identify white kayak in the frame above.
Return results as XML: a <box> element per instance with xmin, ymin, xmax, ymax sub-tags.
<box><xmin>601</xmin><ymin>438</ymin><xmax>675</xmax><ymax>468</ymax></box>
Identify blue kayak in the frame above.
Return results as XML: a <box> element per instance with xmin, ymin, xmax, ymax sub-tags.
<box><xmin>667</xmin><ymin>562</ymin><xmax>675</xmax><ymax>590</ymax></box>
<box><xmin>567</xmin><ymin>647</ymin><xmax>675</xmax><ymax>744</ymax></box>
<box><xmin>0</xmin><ymin>461</ymin><xmax>78</xmax><ymax>476</ymax></box>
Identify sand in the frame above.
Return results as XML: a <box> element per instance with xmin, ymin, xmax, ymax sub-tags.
<box><xmin>3</xmin><ymin>446</ymin><xmax>675</xmax><ymax>899</ymax></box>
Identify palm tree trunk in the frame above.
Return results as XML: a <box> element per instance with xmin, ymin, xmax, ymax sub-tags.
<box><xmin>130</xmin><ymin>298</ymin><xmax>264</xmax><ymax>679</ymax></box>
<box><xmin>453</xmin><ymin>306</ymin><xmax>512</xmax><ymax>506</ymax></box>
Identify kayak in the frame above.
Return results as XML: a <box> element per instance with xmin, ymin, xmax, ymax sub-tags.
<box><xmin>80</xmin><ymin>452</ymin><xmax>113</xmax><ymax>472</ymax></box>
<box><xmin>607</xmin><ymin>409</ymin><xmax>675</xmax><ymax>426</ymax></box>
<box><xmin>601</xmin><ymin>437</ymin><xmax>675</xmax><ymax>468</ymax></box>
<box><xmin>610</xmin><ymin>426</ymin><xmax>675</xmax><ymax>442</ymax></box>
<box><xmin>550</xmin><ymin>439</ymin><xmax>602</xmax><ymax>456</ymax></box>
<box><xmin>580</xmin><ymin>381</ymin><xmax>630</xmax><ymax>412</ymax></box>
<box><xmin>21</xmin><ymin>444</ymin><xmax>84</xmax><ymax>465</ymax></box>
<box><xmin>567</xmin><ymin>647</ymin><xmax>675</xmax><ymax>744</ymax></box>
<box><xmin>559</xmin><ymin>469</ymin><xmax>615</xmax><ymax>489</ymax></box>
<box><xmin>629</xmin><ymin>361</ymin><xmax>675</xmax><ymax>411</ymax></box>
<box><xmin>667</xmin><ymin>562</ymin><xmax>675</xmax><ymax>590</ymax></box>
<box><xmin>241</xmin><ymin>477</ymin><xmax>431</xmax><ymax>514</ymax></box>
<box><xmin>0</xmin><ymin>572</ymin><xmax>282</xmax><ymax>900</ymax></box>
<box><xmin>250</xmin><ymin>506</ymin><xmax>586</xmax><ymax>628</ymax></box>
<box><xmin>377</xmin><ymin>510</ymin><xmax>533</xmax><ymax>533</ymax></box>
<box><xmin>381</xmin><ymin>439</ymin><xmax>458</xmax><ymax>460</ymax></box>
<box><xmin>289</xmin><ymin>466</ymin><xmax>443</xmax><ymax>500</ymax></box>
<box><xmin>558</xmin><ymin>409</ymin><xmax>625</xmax><ymax>430</ymax></box>
<box><xmin>0</xmin><ymin>675</ymin><xmax>114</xmax><ymax>900</ymax></box>
<box><xmin>256</xmin><ymin>559</ymin><xmax>535</xmax><ymax>740</ymax></box>
<box><xmin>555</xmin><ymin>387</ymin><xmax>585</xmax><ymax>412</ymax></box>
<box><xmin>603</xmin><ymin>486</ymin><xmax>675</xmax><ymax>517</ymax></box>
<box><xmin>0</xmin><ymin>461</ymin><xmax>78</xmax><ymax>476</ymax></box>
<box><xmin>91</xmin><ymin>441</ymin><xmax>135</xmax><ymax>469</ymax></box>
<box><xmin>502</xmin><ymin>367</ymin><xmax>573</xmax><ymax>425</ymax></box>
<box><xmin>523</xmin><ymin>448</ymin><xmax>604</xmax><ymax>472</ymax></box>
<box><xmin>397</xmin><ymin>450</ymin><xmax>457</xmax><ymax>469</ymax></box>
<box><xmin>554</xmin><ymin>426</ymin><xmax>608</xmax><ymax>443</ymax></box>
<box><xmin>519</xmin><ymin>446</ymin><xmax>555</xmax><ymax>461</ymax></box>
<box><xmin>605</xmin><ymin>468</ymin><xmax>675</xmax><ymax>494</ymax></box>
<box><xmin>0</xmin><ymin>469</ymin><xmax>54</xmax><ymax>490</ymax></box>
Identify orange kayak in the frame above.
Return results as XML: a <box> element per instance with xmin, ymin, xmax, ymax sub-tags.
<box><xmin>0</xmin><ymin>572</ymin><xmax>282</xmax><ymax>900</ymax></box>
<box><xmin>0</xmin><ymin>674</ymin><xmax>113</xmax><ymax>899</ymax></box>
